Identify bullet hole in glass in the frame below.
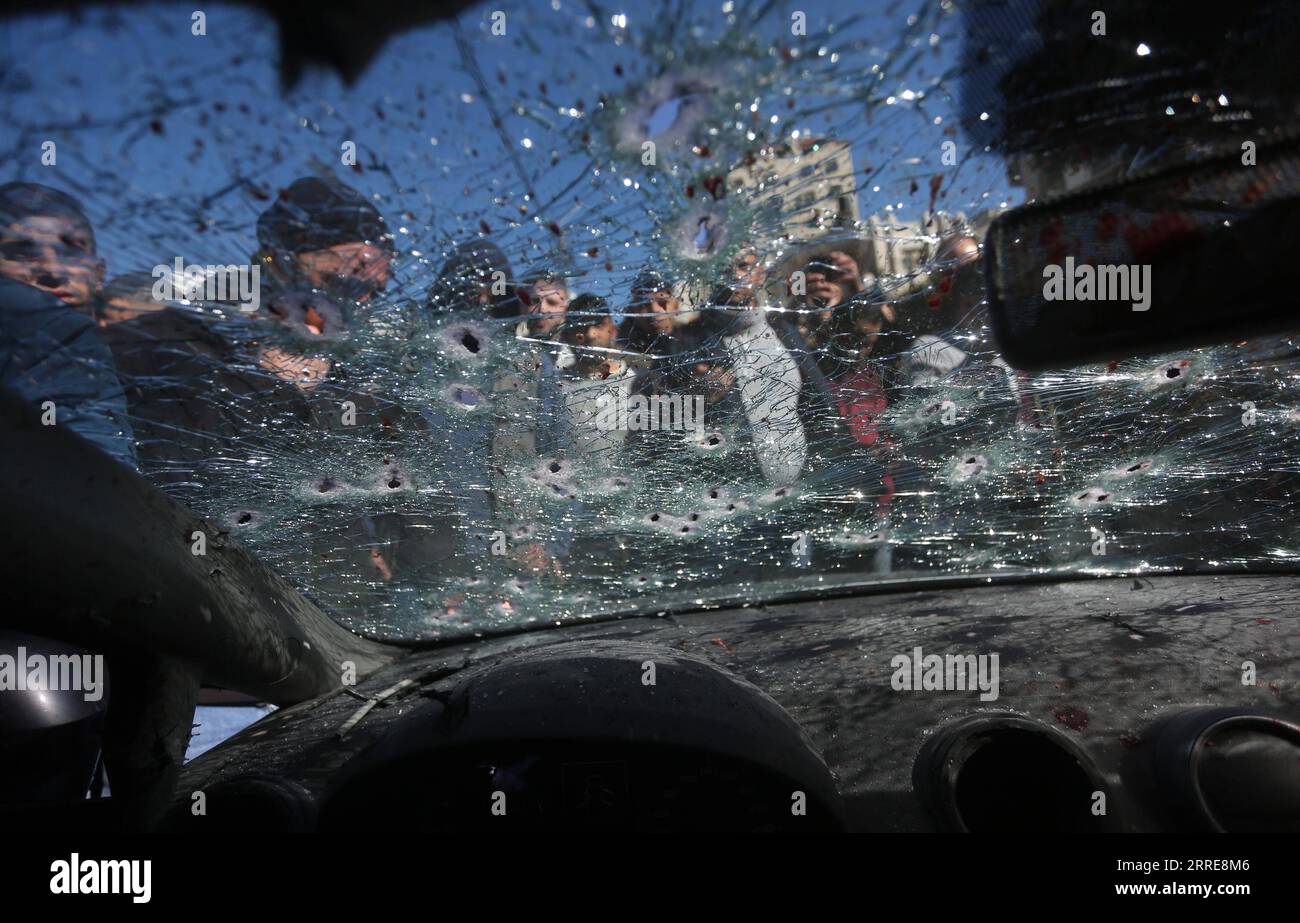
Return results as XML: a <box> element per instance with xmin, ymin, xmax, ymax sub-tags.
<box><xmin>672</xmin><ymin>207</ymin><xmax>729</xmax><ymax>261</ymax></box>
<box><xmin>442</xmin><ymin>322</ymin><xmax>492</xmax><ymax>362</ymax></box>
<box><xmin>447</xmin><ymin>383</ymin><xmax>484</xmax><ymax>409</ymax></box>
<box><xmin>643</xmin><ymin>88</ymin><xmax>709</xmax><ymax>139</ymax></box>
<box><xmin>1146</xmin><ymin>360</ymin><xmax>1195</xmax><ymax>389</ymax></box>
<box><xmin>310</xmin><ymin>476</ymin><xmax>348</xmax><ymax>495</ymax></box>
<box><xmin>1111</xmin><ymin>459</ymin><xmax>1154</xmax><ymax>478</ymax></box>
<box><xmin>496</xmin><ymin>577</ymin><xmax>534</xmax><ymax>598</ymax></box>
<box><xmin>1072</xmin><ymin>486</ymin><xmax>1113</xmax><ymax>506</ymax></box>
<box><xmin>832</xmin><ymin>529</ymin><xmax>886</xmax><ymax>548</ymax></box>
<box><xmin>375</xmin><ymin>463</ymin><xmax>410</xmax><ymax>492</ymax></box>
<box><xmin>223</xmin><ymin>509</ymin><xmax>264</xmax><ymax>530</ymax></box>
<box><xmin>756</xmin><ymin>485</ymin><xmax>797</xmax><ymax>507</ymax></box>
<box><xmin>953</xmin><ymin>454</ymin><xmax>990</xmax><ymax>481</ymax></box>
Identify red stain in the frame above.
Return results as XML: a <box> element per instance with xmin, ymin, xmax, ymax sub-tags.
<box><xmin>928</xmin><ymin>173</ymin><xmax>944</xmax><ymax>212</ymax></box>
<box><xmin>1123</xmin><ymin>211</ymin><xmax>1200</xmax><ymax>262</ymax></box>
<box><xmin>1256</xmin><ymin>618</ymin><xmax>1274</xmax><ymax>625</ymax></box>
<box><xmin>1052</xmin><ymin>705</ymin><xmax>1089</xmax><ymax>731</ymax></box>
<box><xmin>1097</xmin><ymin>210</ymin><xmax>1120</xmax><ymax>240</ymax></box>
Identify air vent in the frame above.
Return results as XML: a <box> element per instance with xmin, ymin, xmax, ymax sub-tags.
<box><xmin>914</xmin><ymin>715</ymin><xmax>1112</xmax><ymax>832</ymax></box>
<box><xmin>1151</xmin><ymin>708</ymin><xmax>1300</xmax><ymax>832</ymax></box>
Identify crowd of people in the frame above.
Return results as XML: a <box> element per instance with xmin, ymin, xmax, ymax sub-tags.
<box><xmin>0</xmin><ymin>173</ymin><xmax>996</xmax><ymax>604</ymax></box>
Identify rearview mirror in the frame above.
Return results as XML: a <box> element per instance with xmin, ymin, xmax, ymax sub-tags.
<box><xmin>984</xmin><ymin>137</ymin><xmax>1300</xmax><ymax>370</ymax></box>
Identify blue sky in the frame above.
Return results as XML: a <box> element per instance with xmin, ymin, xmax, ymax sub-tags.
<box><xmin>1</xmin><ymin>0</ymin><xmax>1020</xmax><ymax>303</ymax></box>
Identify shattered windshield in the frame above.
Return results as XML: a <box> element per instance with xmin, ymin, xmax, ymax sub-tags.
<box><xmin>2</xmin><ymin>0</ymin><xmax>1298</xmax><ymax>642</ymax></box>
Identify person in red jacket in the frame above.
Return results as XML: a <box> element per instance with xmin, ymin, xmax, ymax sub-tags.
<box><xmin>821</xmin><ymin>297</ymin><xmax>899</xmax><ymax>516</ymax></box>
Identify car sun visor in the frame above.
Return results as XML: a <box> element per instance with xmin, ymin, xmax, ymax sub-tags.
<box><xmin>984</xmin><ymin>136</ymin><xmax>1300</xmax><ymax>370</ymax></box>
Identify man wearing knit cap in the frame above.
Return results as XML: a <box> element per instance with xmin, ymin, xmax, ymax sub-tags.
<box><xmin>250</xmin><ymin>176</ymin><xmax>397</xmax><ymax>390</ymax></box>
<box><xmin>0</xmin><ymin>182</ymin><xmax>106</xmax><ymax>310</ymax></box>
<box><xmin>255</xmin><ymin>176</ymin><xmax>395</xmax><ymax>304</ymax></box>
<box><xmin>429</xmin><ymin>239</ymin><xmax>516</xmax><ymax>319</ymax></box>
<box><xmin>0</xmin><ymin>181</ymin><xmax>135</xmax><ymax>466</ymax></box>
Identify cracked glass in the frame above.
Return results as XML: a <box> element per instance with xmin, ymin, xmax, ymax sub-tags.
<box><xmin>2</xmin><ymin>0</ymin><xmax>1297</xmax><ymax>642</ymax></box>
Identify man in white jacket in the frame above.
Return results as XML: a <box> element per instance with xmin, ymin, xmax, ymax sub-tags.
<box><xmin>706</xmin><ymin>248</ymin><xmax>808</xmax><ymax>487</ymax></box>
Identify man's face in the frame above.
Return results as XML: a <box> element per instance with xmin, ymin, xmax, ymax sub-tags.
<box><xmin>848</xmin><ymin>304</ymin><xmax>895</xmax><ymax>360</ymax></box>
<box><xmin>930</xmin><ymin>235</ymin><xmax>977</xmax><ymax>278</ymax></box>
<box><xmin>929</xmin><ymin>235</ymin><xmax>982</xmax><ymax>312</ymax></box>
<box><xmin>939</xmin><ymin>235</ymin><xmax>980</xmax><ymax>268</ymax></box>
<box><xmin>580</xmin><ymin>315</ymin><xmax>618</xmax><ymax>349</ymax></box>
<box><xmin>633</xmin><ymin>289</ymin><xmax>678</xmax><ymax>334</ymax></box>
<box><xmin>295</xmin><ymin>241</ymin><xmax>392</xmax><ymax>301</ymax></box>
<box><xmin>0</xmin><ymin>215</ymin><xmax>104</xmax><ymax>307</ymax></box>
<box><xmin>526</xmin><ymin>282</ymin><xmax>568</xmax><ymax>335</ymax></box>
<box><xmin>806</xmin><ymin>269</ymin><xmax>846</xmax><ymax>308</ymax></box>
<box><xmin>731</xmin><ymin>250</ymin><xmax>765</xmax><ymax>302</ymax></box>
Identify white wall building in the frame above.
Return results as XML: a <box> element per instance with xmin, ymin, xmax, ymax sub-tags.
<box><xmin>727</xmin><ymin>138</ymin><xmax>860</xmax><ymax>241</ymax></box>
